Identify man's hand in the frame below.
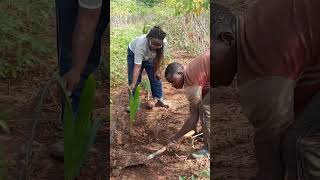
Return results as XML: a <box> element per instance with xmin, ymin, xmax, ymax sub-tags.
<box><xmin>70</xmin><ymin>6</ymin><xmax>101</xmax><ymax>92</ymax></box>
<box><xmin>62</xmin><ymin>68</ymin><xmax>81</xmax><ymax>93</ymax></box>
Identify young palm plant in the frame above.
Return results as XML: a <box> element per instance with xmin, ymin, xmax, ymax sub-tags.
<box><xmin>56</xmin><ymin>74</ymin><xmax>102</xmax><ymax>180</ymax></box>
<box><xmin>129</xmin><ymin>85</ymin><xmax>140</xmax><ymax>128</ymax></box>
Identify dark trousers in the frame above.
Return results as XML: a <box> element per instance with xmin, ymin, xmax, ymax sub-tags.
<box><xmin>55</xmin><ymin>0</ymin><xmax>108</xmax><ymax>119</ymax></box>
<box><xmin>283</xmin><ymin>91</ymin><xmax>320</xmax><ymax>180</ymax></box>
<box><xmin>239</xmin><ymin>77</ymin><xmax>319</xmax><ymax>180</ymax></box>
<box><xmin>127</xmin><ymin>47</ymin><xmax>163</xmax><ymax>99</ymax></box>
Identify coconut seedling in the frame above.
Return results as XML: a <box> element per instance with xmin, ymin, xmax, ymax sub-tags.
<box><xmin>56</xmin><ymin>74</ymin><xmax>101</xmax><ymax>180</ymax></box>
<box><xmin>129</xmin><ymin>85</ymin><xmax>140</xmax><ymax>128</ymax></box>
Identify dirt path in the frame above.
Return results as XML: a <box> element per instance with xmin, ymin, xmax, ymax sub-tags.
<box><xmin>110</xmin><ymin>51</ymin><xmax>209</xmax><ymax>179</ymax></box>
<box><xmin>0</xmin><ymin>66</ymin><xmax>108</xmax><ymax>179</ymax></box>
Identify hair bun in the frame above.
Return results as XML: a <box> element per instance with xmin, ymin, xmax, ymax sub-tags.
<box><xmin>148</xmin><ymin>26</ymin><xmax>166</xmax><ymax>40</ymax></box>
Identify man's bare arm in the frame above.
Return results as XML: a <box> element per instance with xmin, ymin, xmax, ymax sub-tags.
<box><xmin>170</xmin><ymin>86</ymin><xmax>202</xmax><ymax>142</ymax></box>
<box><xmin>170</xmin><ymin>102</ymin><xmax>200</xmax><ymax>142</ymax></box>
<box><xmin>63</xmin><ymin>6</ymin><xmax>101</xmax><ymax>91</ymax></box>
<box><xmin>71</xmin><ymin>7</ymin><xmax>101</xmax><ymax>74</ymax></box>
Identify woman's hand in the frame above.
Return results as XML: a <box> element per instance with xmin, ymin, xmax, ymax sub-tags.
<box><xmin>154</xmin><ymin>72</ymin><xmax>161</xmax><ymax>80</ymax></box>
<box><xmin>128</xmin><ymin>84</ymin><xmax>135</xmax><ymax>96</ymax></box>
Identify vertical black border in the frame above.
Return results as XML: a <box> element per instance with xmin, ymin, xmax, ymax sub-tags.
<box><xmin>209</xmin><ymin>0</ymin><xmax>214</xmax><ymax>178</ymax></box>
<box><xmin>103</xmin><ymin>0</ymin><xmax>111</xmax><ymax>178</ymax></box>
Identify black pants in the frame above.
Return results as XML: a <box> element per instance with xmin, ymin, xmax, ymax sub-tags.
<box><xmin>283</xmin><ymin>91</ymin><xmax>320</xmax><ymax>180</ymax></box>
<box><xmin>239</xmin><ymin>77</ymin><xmax>320</xmax><ymax>180</ymax></box>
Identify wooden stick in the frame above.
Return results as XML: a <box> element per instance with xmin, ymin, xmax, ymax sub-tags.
<box><xmin>183</xmin><ymin>130</ymin><xmax>195</xmax><ymax>138</ymax></box>
<box><xmin>146</xmin><ymin>130</ymin><xmax>197</xmax><ymax>160</ymax></box>
<box><xmin>147</xmin><ymin>146</ymin><xmax>167</xmax><ymax>160</ymax></box>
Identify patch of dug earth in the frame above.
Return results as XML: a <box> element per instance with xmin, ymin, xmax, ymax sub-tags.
<box><xmin>0</xmin><ymin>74</ymin><xmax>109</xmax><ymax>179</ymax></box>
<box><xmin>211</xmin><ymin>86</ymin><xmax>256</xmax><ymax>180</ymax></box>
<box><xmin>110</xmin><ymin>53</ymin><xmax>209</xmax><ymax>179</ymax></box>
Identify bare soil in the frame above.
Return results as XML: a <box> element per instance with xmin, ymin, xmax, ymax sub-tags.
<box><xmin>110</xmin><ymin>1</ymin><xmax>260</xmax><ymax>179</ymax></box>
<box><xmin>110</xmin><ymin>51</ymin><xmax>210</xmax><ymax>180</ymax></box>
<box><xmin>0</xmin><ymin>61</ymin><xmax>109</xmax><ymax>179</ymax></box>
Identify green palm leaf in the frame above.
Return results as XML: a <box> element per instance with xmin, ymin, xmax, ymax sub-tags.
<box><xmin>129</xmin><ymin>85</ymin><xmax>140</xmax><ymax>127</ymax></box>
<box><xmin>57</xmin><ymin>74</ymin><xmax>101</xmax><ymax>180</ymax></box>
<box><xmin>0</xmin><ymin>110</ymin><xmax>10</xmax><ymax>133</ymax></box>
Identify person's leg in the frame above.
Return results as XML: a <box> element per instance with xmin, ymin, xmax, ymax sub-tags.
<box><xmin>192</xmin><ymin>91</ymin><xmax>210</xmax><ymax>159</ymax></box>
<box><xmin>282</xmin><ymin>91</ymin><xmax>320</xmax><ymax>180</ymax></box>
<box><xmin>52</xmin><ymin>0</ymin><xmax>78</xmax><ymax>160</ymax></box>
<box><xmin>127</xmin><ymin>48</ymin><xmax>134</xmax><ymax>87</ymax></box>
<box><xmin>127</xmin><ymin>48</ymin><xmax>143</xmax><ymax>89</ymax></box>
<box><xmin>55</xmin><ymin>0</ymin><xmax>78</xmax><ymax>123</ymax></box>
<box><xmin>51</xmin><ymin>0</ymin><xmax>106</xmax><ymax>159</ymax></box>
<box><xmin>239</xmin><ymin>77</ymin><xmax>296</xmax><ymax>180</ymax></box>
<box><xmin>56</xmin><ymin>0</ymin><xmax>107</xmax><ymax>121</ymax></box>
<box><xmin>200</xmin><ymin>91</ymin><xmax>210</xmax><ymax>150</ymax></box>
<box><xmin>144</xmin><ymin>60</ymin><xmax>168</xmax><ymax>108</ymax></box>
<box><xmin>298</xmin><ymin>129</ymin><xmax>320</xmax><ymax>180</ymax></box>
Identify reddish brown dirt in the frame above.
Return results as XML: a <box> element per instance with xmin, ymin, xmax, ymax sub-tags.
<box><xmin>211</xmin><ymin>86</ymin><xmax>256</xmax><ymax>180</ymax></box>
<box><xmin>0</xmin><ymin>63</ymin><xmax>109</xmax><ymax>179</ymax></box>
<box><xmin>110</xmin><ymin>51</ymin><xmax>210</xmax><ymax>179</ymax></box>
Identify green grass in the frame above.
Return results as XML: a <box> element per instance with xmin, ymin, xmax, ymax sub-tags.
<box><xmin>0</xmin><ymin>0</ymin><xmax>55</xmax><ymax>78</ymax></box>
<box><xmin>110</xmin><ymin>0</ymin><xmax>209</xmax><ymax>87</ymax></box>
<box><xmin>110</xmin><ymin>26</ymin><xmax>142</xmax><ymax>87</ymax></box>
